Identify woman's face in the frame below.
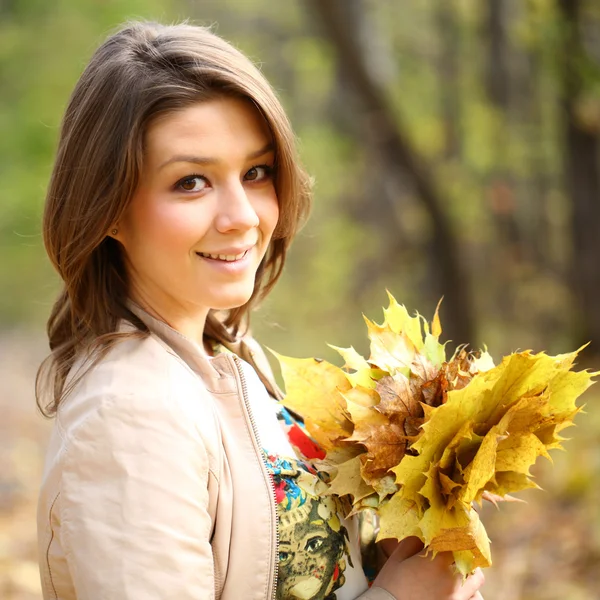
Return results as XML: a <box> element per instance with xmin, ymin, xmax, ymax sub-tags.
<box><xmin>115</xmin><ymin>96</ymin><xmax>279</xmax><ymax>326</ymax></box>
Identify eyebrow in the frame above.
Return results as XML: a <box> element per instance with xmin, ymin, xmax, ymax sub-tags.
<box><xmin>158</xmin><ymin>143</ymin><xmax>275</xmax><ymax>170</ymax></box>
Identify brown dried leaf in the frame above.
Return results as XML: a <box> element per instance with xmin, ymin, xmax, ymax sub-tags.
<box><xmin>376</xmin><ymin>375</ymin><xmax>422</xmax><ymax>420</ymax></box>
<box><xmin>349</xmin><ymin>418</ymin><xmax>408</xmax><ymax>481</ymax></box>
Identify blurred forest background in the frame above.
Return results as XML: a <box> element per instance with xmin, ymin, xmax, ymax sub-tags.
<box><xmin>1</xmin><ymin>0</ymin><xmax>600</xmax><ymax>598</ymax></box>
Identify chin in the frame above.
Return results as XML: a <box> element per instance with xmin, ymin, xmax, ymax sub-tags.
<box><xmin>206</xmin><ymin>290</ymin><xmax>254</xmax><ymax>312</ymax></box>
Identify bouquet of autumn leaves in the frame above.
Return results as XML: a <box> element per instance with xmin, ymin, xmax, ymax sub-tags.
<box><xmin>270</xmin><ymin>293</ymin><xmax>596</xmax><ymax>576</ymax></box>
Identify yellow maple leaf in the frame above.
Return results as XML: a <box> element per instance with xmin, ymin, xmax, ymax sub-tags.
<box><xmin>377</xmin><ymin>493</ymin><xmax>422</xmax><ymax>540</ymax></box>
<box><xmin>270</xmin><ymin>351</ymin><xmax>353</xmax><ymax>450</ymax></box>
<box><xmin>364</xmin><ymin>316</ymin><xmax>415</xmax><ymax>376</ymax></box>
<box><xmin>322</xmin><ymin>455</ymin><xmax>376</xmax><ymax>503</ymax></box>
<box><xmin>270</xmin><ymin>294</ymin><xmax>596</xmax><ymax>578</ymax></box>
<box><xmin>328</xmin><ymin>344</ymin><xmax>380</xmax><ymax>388</ymax></box>
<box><xmin>385</xmin><ymin>348</ymin><xmax>594</xmax><ymax>575</ymax></box>
<box><xmin>419</xmin><ymin>464</ymin><xmax>492</xmax><ymax>568</ymax></box>
<box><xmin>383</xmin><ymin>291</ymin><xmax>425</xmax><ymax>350</ymax></box>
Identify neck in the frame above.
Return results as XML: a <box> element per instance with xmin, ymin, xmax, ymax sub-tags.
<box><xmin>129</xmin><ymin>287</ymin><xmax>211</xmax><ymax>357</ymax></box>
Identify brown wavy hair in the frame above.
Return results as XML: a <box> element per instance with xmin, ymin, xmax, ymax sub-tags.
<box><xmin>36</xmin><ymin>21</ymin><xmax>312</xmax><ymax>416</ymax></box>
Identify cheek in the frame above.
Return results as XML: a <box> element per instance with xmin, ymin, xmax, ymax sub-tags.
<box><xmin>258</xmin><ymin>190</ymin><xmax>280</xmax><ymax>234</ymax></box>
<box><xmin>127</xmin><ymin>198</ymin><xmax>208</xmax><ymax>256</ymax></box>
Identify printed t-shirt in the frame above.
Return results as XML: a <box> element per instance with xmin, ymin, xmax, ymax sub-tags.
<box><xmin>216</xmin><ymin>348</ymin><xmax>370</xmax><ymax>600</ymax></box>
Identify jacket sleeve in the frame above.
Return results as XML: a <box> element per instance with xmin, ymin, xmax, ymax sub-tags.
<box><xmin>59</xmin><ymin>388</ymin><xmax>215</xmax><ymax>599</ymax></box>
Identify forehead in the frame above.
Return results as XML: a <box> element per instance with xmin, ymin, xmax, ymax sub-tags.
<box><xmin>144</xmin><ymin>96</ymin><xmax>273</xmax><ymax>163</ymax></box>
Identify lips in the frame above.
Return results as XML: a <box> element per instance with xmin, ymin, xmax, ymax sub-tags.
<box><xmin>195</xmin><ymin>244</ymin><xmax>255</xmax><ymax>263</ymax></box>
<box><xmin>197</xmin><ymin>249</ymin><xmax>249</xmax><ymax>262</ymax></box>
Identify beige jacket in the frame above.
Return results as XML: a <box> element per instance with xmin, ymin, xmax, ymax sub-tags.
<box><xmin>37</xmin><ymin>305</ymin><xmax>395</xmax><ymax>600</ymax></box>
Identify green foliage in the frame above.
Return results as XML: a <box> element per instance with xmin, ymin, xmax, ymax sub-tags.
<box><xmin>1</xmin><ymin>2</ymin><xmax>600</xmax><ymax>598</ymax></box>
<box><xmin>1</xmin><ymin>0</ymin><xmax>599</xmax><ymax>366</ymax></box>
<box><xmin>0</xmin><ymin>0</ymin><xmax>179</xmax><ymax>324</ymax></box>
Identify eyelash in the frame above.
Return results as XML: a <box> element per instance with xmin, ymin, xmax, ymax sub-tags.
<box><xmin>174</xmin><ymin>164</ymin><xmax>275</xmax><ymax>193</ymax></box>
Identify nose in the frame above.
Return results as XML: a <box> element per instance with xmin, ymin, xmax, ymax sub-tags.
<box><xmin>214</xmin><ymin>180</ymin><xmax>260</xmax><ymax>233</ymax></box>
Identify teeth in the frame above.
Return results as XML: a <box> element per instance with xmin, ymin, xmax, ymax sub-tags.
<box><xmin>198</xmin><ymin>250</ymin><xmax>247</xmax><ymax>261</ymax></box>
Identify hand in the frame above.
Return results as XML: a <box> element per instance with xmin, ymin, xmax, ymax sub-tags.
<box><xmin>372</xmin><ymin>537</ymin><xmax>485</xmax><ymax>600</ymax></box>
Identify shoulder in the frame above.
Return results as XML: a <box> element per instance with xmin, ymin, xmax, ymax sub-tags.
<box><xmin>56</xmin><ymin>330</ymin><xmax>207</xmax><ymax>441</ymax></box>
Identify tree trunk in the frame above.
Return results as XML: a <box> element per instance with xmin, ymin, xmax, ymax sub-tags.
<box><xmin>485</xmin><ymin>0</ymin><xmax>510</xmax><ymax>110</ymax></box>
<box><xmin>306</xmin><ymin>0</ymin><xmax>475</xmax><ymax>346</ymax></box>
<box><xmin>481</xmin><ymin>0</ymin><xmax>525</xmax><ymax>325</ymax></box>
<box><xmin>436</xmin><ymin>0</ymin><xmax>461</xmax><ymax>160</ymax></box>
<box><xmin>558</xmin><ymin>0</ymin><xmax>600</xmax><ymax>350</ymax></box>
<box><xmin>483</xmin><ymin>0</ymin><xmax>518</xmax><ymax>252</ymax></box>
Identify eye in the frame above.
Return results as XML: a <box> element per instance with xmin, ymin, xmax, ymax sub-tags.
<box><xmin>305</xmin><ymin>536</ymin><xmax>325</xmax><ymax>553</ymax></box>
<box><xmin>175</xmin><ymin>175</ymin><xmax>208</xmax><ymax>193</ymax></box>
<box><xmin>244</xmin><ymin>164</ymin><xmax>273</xmax><ymax>182</ymax></box>
<box><xmin>279</xmin><ymin>550</ymin><xmax>292</xmax><ymax>564</ymax></box>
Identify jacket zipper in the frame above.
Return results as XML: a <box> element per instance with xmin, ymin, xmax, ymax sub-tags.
<box><xmin>232</xmin><ymin>355</ymin><xmax>279</xmax><ymax>600</ymax></box>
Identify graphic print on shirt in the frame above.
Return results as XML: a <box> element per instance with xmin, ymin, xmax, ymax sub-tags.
<box><xmin>263</xmin><ymin>452</ymin><xmax>353</xmax><ymax>600</ymax></box>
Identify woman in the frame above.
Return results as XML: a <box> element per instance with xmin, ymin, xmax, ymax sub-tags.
<box><xmin>36</xmin><ymin>21</ymin><xmax>485</xmax><ymax>600</ymax></box>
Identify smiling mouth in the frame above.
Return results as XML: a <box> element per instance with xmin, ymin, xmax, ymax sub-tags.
<box><xmin>196</xmin><ymin>249</ymin><xmax>250</xmax><ymax>262</ymax></box>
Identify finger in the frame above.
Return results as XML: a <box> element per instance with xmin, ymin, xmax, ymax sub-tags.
<box><xmin>377</xmin><ymin>538</ymin><xmax>399</xmax><ymax>560</ymax></box>
<box><xmin>461</xmin><ymin>568</ymin><xmax>485</xmax><ymax>596</ymax></box>
<box><xmin>471</xmin><ymin>567</ymin><xmax>485</xmax><ymax>587</ymax></box>
<box><xmin>387</xmin><ymin>536</ymin><xmax>425</xmax><ymax>563</ymax></box>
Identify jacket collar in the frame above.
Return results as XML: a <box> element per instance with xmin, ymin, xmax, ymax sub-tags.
<box><xmin>125</xmin><ymin>301</ymin><xmax>234</xmax><ymax>381</ymax></box>
<box><xmin>125</xmin><ymin>301</ymin><xmax>283</xmax><ymax>399</ymax></box>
